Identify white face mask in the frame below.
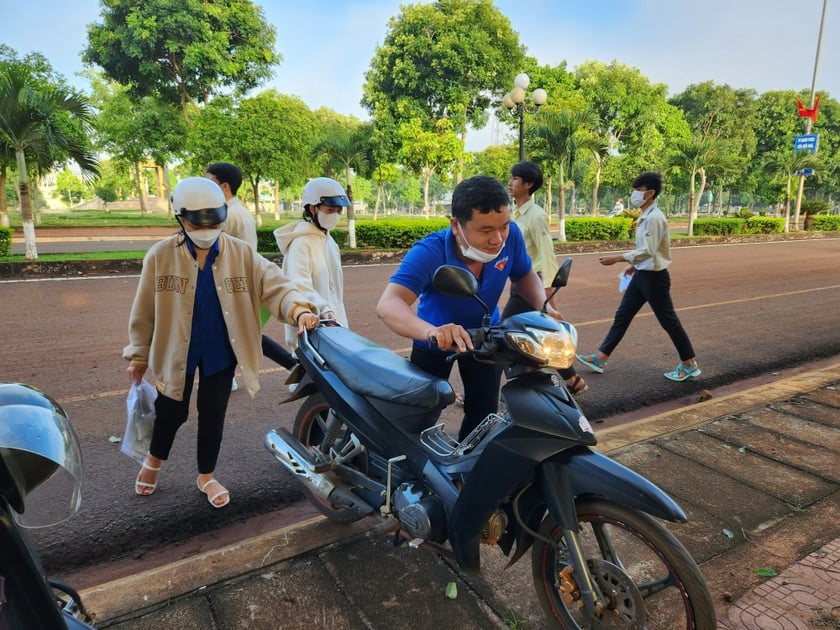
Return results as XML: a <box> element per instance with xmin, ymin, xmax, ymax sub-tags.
<box><xmin>629</xmin><ymin>190</ymin><xmax>648</xmax><ymax>208</ymax></box>
<box><xmin>188</xmin><ymin>228</ymin><xmax>222</xmax><ymax>249</ymax></box>
<box><xmin>456</xmin><ymin>223</ymin><xmax>502</xmax><ymax>263</ymax></box>
<box><xmin>317</xmin><ymin>211</ymin><xmax>340</xmax><ymax>230</ymax></box>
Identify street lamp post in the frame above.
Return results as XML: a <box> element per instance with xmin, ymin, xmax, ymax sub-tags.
<box><xmin>503</xmin><ymin>72</ymin><xmax>547</xmax><ymax>162</ymax></box>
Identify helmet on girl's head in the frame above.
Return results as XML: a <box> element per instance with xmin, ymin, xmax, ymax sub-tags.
<box><xmin>302</xmin><ymin>177</ymin><xmax>350</xmax><ymax>209</ymax></box>
<box><xmin>172</xmin><ymin>177</ymin><xmax>228</xmax><ymax>226</ymax></box>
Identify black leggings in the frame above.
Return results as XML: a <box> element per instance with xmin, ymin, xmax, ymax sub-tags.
<box><xmin>149</xmin><ymin>364</ymin><xmax>235</xmax><ymax>474</ymax></box>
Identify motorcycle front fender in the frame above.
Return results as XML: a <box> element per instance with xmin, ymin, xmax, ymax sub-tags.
<box><xmin>541</xmin><ymin>448</ymin><xmax>687</xmax><ymax>531</ymax></box>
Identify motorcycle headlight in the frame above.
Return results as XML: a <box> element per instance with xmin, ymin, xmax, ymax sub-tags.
<box><xmin>505</xmin><ymin>323</ymin><xmax>578</xmax><ymax>369</ymax></box>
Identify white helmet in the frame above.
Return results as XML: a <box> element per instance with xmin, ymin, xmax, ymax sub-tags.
<box><xmin>302</xmin><ymin>177</ymin><xmax>350</xmax><ymax>209</ymax></box>
<box><xmin>171</xmin><ymin>177</ymin><xmax>228</xmax><ymax>226</ymax></box>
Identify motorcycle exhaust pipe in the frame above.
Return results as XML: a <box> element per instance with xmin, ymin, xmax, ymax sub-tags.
<box><xmin>264</xmin><ymin>428</ymin><xmax>376</xmax><ymax>518</ymax></box>
<box><xmin>264</xmin><ymin>428</ymin><xmax>337</xmax><ymax>500</ymax></box>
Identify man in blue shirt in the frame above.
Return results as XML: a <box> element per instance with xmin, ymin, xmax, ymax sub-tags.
<box><xmin>376</xmin><ymin>175</ymin><xmax>558</xmax><ymax>440</ymax></box>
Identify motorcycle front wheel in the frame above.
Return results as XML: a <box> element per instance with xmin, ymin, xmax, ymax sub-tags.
<box><xmin>293</xmin><ymin>393</ymin><xmax>368</xmax><ymax>524</ymax></box>
<box><xmin>531</xmin><ymin>499</ymin><xmax>715</xmax><ymax>629</ymax></box>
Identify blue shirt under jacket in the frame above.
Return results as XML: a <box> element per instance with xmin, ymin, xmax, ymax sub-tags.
<box><xmin>389</xmin><ymin>223</ymin><xmax>532</xmax><ymax>347</ymax></box>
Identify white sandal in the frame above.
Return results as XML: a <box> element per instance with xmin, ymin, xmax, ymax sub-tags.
<box><xmin>197</xmin><ymin>476</ymin><xmax>230</xmax><ymax>508</ymax></box>
<box><xmin>135</xmin><ymin>460</ymin><xmax>161</xmax><ymax>496</ymax></box>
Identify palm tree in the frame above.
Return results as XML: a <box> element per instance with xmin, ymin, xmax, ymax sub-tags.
<box><xmin>665</xmin><ymin>136</ymin><xmax>734</xmax><ymax>236</ymax></box>
<box><xmin>762</xmin><ymin>149</ymin><xmax>821</xmax><ymax>233</ymax></box>
<box><xmin>528</xmin><ymin>110</ymin><xmax>591</xmax><ymax>241</ymax></box>
<box><xmin>312</xmin><ymin>127</ymin><xmax>371</xmax><ymax>249</ymax></box>
<box><xmin>0</xmin><ymin>63</ymin><xmax>98</xmax><ymax>259</ymax></box>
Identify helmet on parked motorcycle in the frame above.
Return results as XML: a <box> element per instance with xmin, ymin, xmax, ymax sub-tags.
<box><xmin>302</xmin><ymin>177</ymin><xmax>350</xmax><ymax>210</ymax></box>
<box><xmin>171</xmin><ymin>177</ymin><xmax>228</xmax><ymax>226</ymax></box>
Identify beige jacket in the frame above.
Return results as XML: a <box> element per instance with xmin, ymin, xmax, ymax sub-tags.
<box><xmin>123</xmin><ymin>233</ymin><xmax>315</xmax><ymax>400</ymax></box>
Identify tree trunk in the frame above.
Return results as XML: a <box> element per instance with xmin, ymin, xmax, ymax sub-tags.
<box><xmin>590</xmin><ymin>154</ymin><xmax>602</xmax><ymax>216</ymax></box>
<box><xmin>345</xmin><ymin>165</ymin><xmax>356</xmax><ymax>249</ymax></box>
<box><xmin>133</xmin><ymin>164</ymin><xmax>147</xmax><ymax>215</ymax></box>
<box><xmin>783</xmin><ymin>176</ymin><xmax>792</xmax><ymax>233</ymax></box>
<box><xmin>556</xmin><ymin>166</ymin><xmax>567</xmax><ymax>242</ymax></box>
<box><xmin>0</xmin><ymin>166</ymin><xmax>9</xmax><ymax>228</ymax></box>
<box><xmin>252</xmin><ymin>176</ymin><xmax>263</xmax><ymax>227</ymax></box>
<box><xmin>15</xmin><ymin>150</ymin><xmax>38</xmax><ymax>260</ymax></box>
<box><xmin>422</xmin><ymin>167</ymin><xmax>432</xmax><ymax>219</ymax></box>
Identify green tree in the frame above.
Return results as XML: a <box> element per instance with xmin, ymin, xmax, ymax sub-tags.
<box><xmin>89</xmin><ymin>73</ymin><xmax>185</xmax><ymax>213</ymax></box>
<box><xmin>362</xmin><ymin>0</ymin><xmax>523</xmax><ymax>162</ymax></box>
<box><xmin>0</xmin><ymin>63</ymin><xmax>98</xmax><ymax>259</ymax></box>
<box><xmin>762</xmin><ymin>149</ymin><xmax>821</xmax><ymax>232</ymax></box>
<box><xmin>398</xmin><ymin>117</ymin><xmax>464</xmax><ymax>218</ymax></box>
<box><xmin>666</xmin><ymin>135</ymin><xmax>736</xmax><ymax>236</ymax></box>
<box><xmin>54</xmin><ymin>168</ymin><xmax>85</xmax><ymax>206</ymax></box>
<box><xmin>84</xmin><ymin>0</ymin><xmax>280</xmax><ymax>124</ymax></box>
<box><xmin>187</xmin><ymin>90</ymin><xmax>318</xmax><ymax>224</ymax></box>
<box><xmin>529</xmin><ymin>109</ymin><xmax>592</xmax><ymax>240</ymax></box>
<box><xmin>312</xmin><ymin>126</ymin><xmax>372</xmax><ymax>248</ymax></box>
<box><xmin>466</xmin><ymin>145</ymin><xmax>518</xmax><ymax>182</ymax></box>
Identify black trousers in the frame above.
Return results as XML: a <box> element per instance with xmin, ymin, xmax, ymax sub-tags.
<box><xmin>600</xmin><ymin>269</ymin><xmax>695</xmax><ymax>361</ymax></box>
<box><xmin>149</xmin><ymin>364</ymin><xmax>235</xmax><ymax>474</ymax></box>
<box><xmin>410</xmin><ymin>344</ymin><xmax>501</xmax><ymax>441</ymax></box>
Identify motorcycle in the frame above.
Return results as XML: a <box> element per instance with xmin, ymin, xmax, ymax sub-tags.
<box><xmin>265</xmin><ymin>259</ymin><xmax>715</xmax><ymax>629</ymax></box>
<box><xmin>0</xmin><ymin>382</ymin><xmax>96</xmax><ymax>629</ymax></box>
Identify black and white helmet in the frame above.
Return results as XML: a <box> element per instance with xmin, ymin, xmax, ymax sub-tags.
<box><xmin>302</xmin><ymin>177</ymin><xmax>350</xmax><ymax>210</ymax></box>
<box><xmin>171</xmin><ymin>177</ymin><xmax>227</xmax><ymax>226</ymax></box>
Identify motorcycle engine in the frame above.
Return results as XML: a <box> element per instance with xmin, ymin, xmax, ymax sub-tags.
<box><xmin>392</xmin><ymin>482</ymin><xmax>446</xmax><ymax>542</ymax></box>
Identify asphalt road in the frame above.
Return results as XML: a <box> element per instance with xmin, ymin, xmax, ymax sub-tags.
<box><xmin>2</xmin><ymin>237</ymin><xmax>839</xmax><ymax>578</ymax></box>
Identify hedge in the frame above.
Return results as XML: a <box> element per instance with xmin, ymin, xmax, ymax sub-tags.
<box><xmin>693</xmin><ymin>217</ymin><xmax>785</xmax><ymax>235</ymax></box>
<box><xmin>0</xmin><ymin>227</ymin><xmax>11</xmax><ymax>257</ymax></box>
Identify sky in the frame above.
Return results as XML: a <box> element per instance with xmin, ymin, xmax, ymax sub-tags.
<box><xmin>2</xmin><ymin>0</ymin><xmax>837</xmax><ymax>151</ymax></box>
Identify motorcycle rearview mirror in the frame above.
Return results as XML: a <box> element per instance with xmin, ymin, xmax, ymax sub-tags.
<box><xmin>432</xmin><ymin>265</ymin><xmax>491</xmax><ymax>324</ymax></box>
<box><xmin>542</xmin><ymin>257</ymin><xmax>573</xmax><ymax>313</ymax></box>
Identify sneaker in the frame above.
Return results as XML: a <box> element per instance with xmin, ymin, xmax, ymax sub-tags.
<box><xmin>231</xmin><ymin>376</ymin><xmax>239</xmax><ymax>392</ymax></box>
<box><xmin>576</xmin><ymin>353</ymin><xmax>607</xmax><ymax>374</ymax></box>
<box><xmin>664</xmin><ymin>361</ymin><xmax>701</xmax><ymax>382</ymax></box>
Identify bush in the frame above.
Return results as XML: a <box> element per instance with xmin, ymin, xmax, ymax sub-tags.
<box><xmin>813</xmin><ymin>215</ymin><xmax>840</xmax><ymax>231</ymax></box>
<box><xmin>743</xmin><ymin>217</ymin><xmax>785</xmax><ymax>234</ymax></box>
<box><xmin>564</xmin><ymin>217</ymin><xmax>634</xmax><ymax>242</ymax></box>
<box><xmin>0</xmin><ymin>227</ymin><xmax>10</xmax><ymax>257</ymax></box>
<box><xmin>256</xmin><ymin>217</ymin><xmax>451</xmax><ymax>252</ymax></box>
<box><xmin>693</xmin><ymin>218</ymin><xmax>743</xmax><ymax>235</ymax></box>
<box><xmin>801</xmin><ymin>200</ymin><xmax>831</xmax><ymax>216</ymax></box>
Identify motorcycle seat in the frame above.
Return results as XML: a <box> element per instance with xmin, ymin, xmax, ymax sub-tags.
<box><xmin>312</xmin><ymin>327</ymin><xmax>455</xmax><ymax>409</ymax></box>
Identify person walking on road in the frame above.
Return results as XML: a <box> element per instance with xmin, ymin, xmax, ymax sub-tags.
<box><xmin>273</xmin><ymin>177</ymin><xmax>350</xmax><ymax>349</ymax></box>
<box><xmin>576</xmin><ymin>171</ymin><xmax>701</xmax><ymax>382</ymax></box>
<box><xmin>376</xmin><ymin>175</ymin><xmax>563</xmax><ymax>441</ymax></box>
<box><xmin>205</xmin><ymin>162</ymin><xmax>298</xmax><ymax>382</ymax></box>
<box><xmin>124</xmin><ymin>177</ymin><xmax>319</xmax><ymax>508</ymax></box>
<box><xmin>504</xmin><ymin>161</ymin><xmax>588</xmax><ymax>396</ymax></box>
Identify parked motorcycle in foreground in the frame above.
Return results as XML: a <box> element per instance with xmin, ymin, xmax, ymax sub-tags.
<box><xmin>265</xmin><ymin>259</ymin><xmax>715</xmax><ymax>629</ymax></box>
<box><xmin>0</xmin><ymin>383</ymin><xmax>96</xmax><ymax>629</ymax></box>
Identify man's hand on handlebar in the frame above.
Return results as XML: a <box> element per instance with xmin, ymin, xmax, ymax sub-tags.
<box><xmin>426</xmin><ymin>323</ymin><xmax>473</xmax><ymax>352</ymax></box>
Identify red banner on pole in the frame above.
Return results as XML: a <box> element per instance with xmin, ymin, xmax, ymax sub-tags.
<box><xmin>797</xmin><ymin>93</ymin><xmax>822</xmax><ymax>123</ymax></box>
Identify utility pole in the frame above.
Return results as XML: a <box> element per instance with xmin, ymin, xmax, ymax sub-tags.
<box><xmin>792</xmin><ymin>0</ymin><xmax>829</xmax><ymax>230</ymax></box>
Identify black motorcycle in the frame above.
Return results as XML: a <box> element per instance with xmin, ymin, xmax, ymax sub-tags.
<box><xmin>265</xmin><ymin>260</ymin><xmax>715</xmax><ymax>629</ymax></box>
<box><xmin>0</xmin><ymin>382</ymin><xmax>96</xmax><ymax>629</ymax></box>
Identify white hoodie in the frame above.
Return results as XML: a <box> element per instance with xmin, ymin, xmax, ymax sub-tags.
<box><xmin>274</xmin><ymin>220</ymin><xmax>347</xmax><ymax>347</ymax></box>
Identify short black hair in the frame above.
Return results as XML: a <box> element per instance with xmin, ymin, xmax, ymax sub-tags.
<box><xmin>510</xmin><ymin>161</ymin><xmax>543</xmax><ymax>195</ymax></box>
<box><xmin>206</xmin><ymin>162</ymin><xmax>243</xmax><ymax>195</ymax></box>
<box><xmin>451</xmin><ymin>175</ymin><xmax>510</xmax><ymax>223</ymax></box>
<box><xmin>632</xmin><ymin>171</ymin><xmax>663</xmax><ymax>198</ymax></box>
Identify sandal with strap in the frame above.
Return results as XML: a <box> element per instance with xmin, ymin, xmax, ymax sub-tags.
<box><xmin>197</xmin><ymin>476</ymin><xmax>230</xmax><ymax>509</ymax></box>
<box><xmin>135</xmin><ymin>459</ymin><xmax>161</xmax><ymax>496</ymax></box>
<box><xmin>566</xmin><ymin>374</ymin><xmax>590</xmax><ymax>397</ymax></box>
<box><xmin>576</xmin><ymin>353</ymin><xmax>607</xmax><ymax>374</ymax></box>
<box><xmin>664</xmin><ymin>361</ymin><xmax>701</xmax><ymax>382</ymax></box>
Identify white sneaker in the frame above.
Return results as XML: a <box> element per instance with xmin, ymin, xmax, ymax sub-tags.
<box><xmin>231</xmin><ymin>377</ymin><xmax>239</xmax><ymax>392</ymax></box>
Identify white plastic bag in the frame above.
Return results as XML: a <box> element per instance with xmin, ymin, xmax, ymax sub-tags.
<box><xmin>121</xmin><ymin>380</ymin><xmax>157</xmax><ymax>464</ymax></box>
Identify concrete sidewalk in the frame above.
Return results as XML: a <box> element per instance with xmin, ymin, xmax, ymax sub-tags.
<box><xmin>78</xmin><ymin>364</ymin><xmax>840</xmax><ymax>629</ymax></box>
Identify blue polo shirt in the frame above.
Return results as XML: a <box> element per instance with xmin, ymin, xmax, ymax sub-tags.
<box><xmin>185</xmin><ymin>239</ymin><xmax>237</xmax><ymax>376</ymax></box>
<box><xmin>389</xmin><ymin>223</ymin><xmax>532</xmax><ymax>345</ymax></box>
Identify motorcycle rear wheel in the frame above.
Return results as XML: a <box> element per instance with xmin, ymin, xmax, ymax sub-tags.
<box><xmin>293</xmin><ymin>393</ymin><xmax>368</xmax><ymax>523</ymax></box>
<box><xmin>531</xmin><ymin>499</ymin><xmax>715</xmax><ymax>629</ymax></box>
